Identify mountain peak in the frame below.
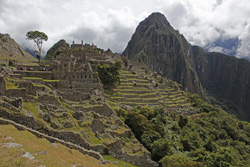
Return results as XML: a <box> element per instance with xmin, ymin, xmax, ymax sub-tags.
<box><xmin>140</xmin><ymin>12</ymin><xmax>172</xmax><ymax>29</ymax></box>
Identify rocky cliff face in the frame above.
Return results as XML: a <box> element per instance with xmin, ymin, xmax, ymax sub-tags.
<box><xmin>191</xmin><ymin>47</ymin><xmax>250</xmax><ymax>119</ymax></box>
<box><xmin>124</xmin><ymin>12</ymin><xmax>250</xmax><ymax>121</ymax></box>
<box><xmin>124</xmin><ymin>12</ymin><xmax>204</xmax><ymax>97</ymax></box>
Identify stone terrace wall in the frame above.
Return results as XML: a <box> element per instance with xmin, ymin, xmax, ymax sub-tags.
<box><xmin>15</xmin><ymin>71</ymin><xmax>53</xmax><ymax>80</ymax></box>
<box><xmin>0</xmin><ymin>76</ymin><xmax>6</xmax><ymax>95</ymax></box>
<box><xmin>0</xmin><ymin>59</ymin><xmax>9</xmax><ymax>66</ymax></box>
<box><xmin>87</xmin><ymin>53</ymin><xmax>107</xmax><ymax>61</ymax></box>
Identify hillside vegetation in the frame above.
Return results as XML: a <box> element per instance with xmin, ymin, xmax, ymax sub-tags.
<box><xmin>121</xmin><ymin>94</ymin><xmax>250</xmax><ymax>166</ymax></box>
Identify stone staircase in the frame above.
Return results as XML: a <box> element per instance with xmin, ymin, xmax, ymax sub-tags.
<box><xmin>108</xmin><ymin>68</ymin><xmax>192</xmax><ymax>112</ymax></box>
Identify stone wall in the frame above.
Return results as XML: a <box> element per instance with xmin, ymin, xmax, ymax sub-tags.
<box><xmin>2</xmin><ymin>96</ymin><xmax>23</xmax><ymax>109</ymax></box>
<box><xmin>5</xmin><ymin>88</ymin><xmax>26</xmax><ymax>98</ymax></box>
<box><xmin>19</xmin><ymin>82</ymin><xmax>36</xmax><ymax>96</ymax></box>
<box><xmin>38</xmin><ymin>94</ymin><xmax>61</xmax><ymax>106</ymax></box>
<box><xmin>0</xmin><ymin>59</ymin><xmax>9</xmax><ymax>66</ymax></box>
<box><xmin>15</xmin><ymin>71</ymin><xmax>53</xmax><ymax>80</ymax></box>
<box><xmin>87</xmin><ymin>53</ymin><xmax>107</xmax><ymax>61</ymax></box>
<box><xmin>58</xmin><ymin>91</ymin><xmax>90</xmax><ymax>101</ymax></box>
<box><xmin>0</xmin><ymin>76</ymin><xmax>6</xmax><ymax>95</ymax></box>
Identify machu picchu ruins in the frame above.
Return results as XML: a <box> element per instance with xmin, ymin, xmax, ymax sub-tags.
<box><xmin>0</xmin><ymin>38</ymin><xmax>196</xmax><ymax>167</ymax></box>
<box><xmin>2</xmin><ymin>6</ymin><xmax>250</xmax><ymax>166</ymax></box>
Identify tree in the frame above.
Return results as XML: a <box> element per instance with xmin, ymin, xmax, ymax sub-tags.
<box><xmin>97</xmin><ymin>60</ymin><xmax>122</xmax><ymax>89</ymax></box>
<box><xmin>26</xmin><ymin>31</ymin><xmax>48</xmax><ymax>62</ymax></box>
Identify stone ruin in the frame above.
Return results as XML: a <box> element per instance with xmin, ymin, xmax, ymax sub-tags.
<box><xmin>71</xmin><ymin>40</ymin><xmax>98</xmax><ymax>51</ymax></box>
<box><xmin>47</xmin><ymin>41</ymin><xmax>121</xmax><ymax>101</ymax></box>
<box><xmin>2</xmin><ymin>96</ymin><xmax>23</xmax><ymax>109</ymax></box>
<box><xmin>3</xmin><ymin>41</ymin><xmax>121</xmax><ymax>103</ymax></box>
<box><xmin>50</xmin><ymin>47</ymin><xmax>103</xmax><ymax>101</ymax></box>
<box><xmin>0</xmin><ymin>75</ymin><xmax>6</xmax><ymax>96</ymax></box>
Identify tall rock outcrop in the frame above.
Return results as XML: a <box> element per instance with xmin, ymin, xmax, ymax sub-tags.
<box><xmin>124</xmin><ymin>12</ymin><xmax>250</xmax><ymax>121</ymax></box>
<box><xmin>124</xmin><ymin>12</ymin><xmax>205</xmax><ymax>97</ymax></box>
<box><xmin>45</xmin><ymin>39</ymin><xmax>69</xmax><ymax>60</ymax></box>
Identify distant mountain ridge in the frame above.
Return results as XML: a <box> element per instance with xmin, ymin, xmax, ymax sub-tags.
<box><xmin>124</xmin><ymin>12</ymin><xmax>250</xmax><ymax>121</ymax></box>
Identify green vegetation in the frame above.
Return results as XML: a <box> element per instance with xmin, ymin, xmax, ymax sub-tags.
<box><xmin>97</xmin><ymin>61</ymin><xmax>122</xmax><ymax>89</ymax></box>
<box><xmin>22</xmin><ymin>102</ymin><xmax>39</xmax><ymax>117</ymax></box>
<box><xmin>103</xmin><ymin>155</ymin><xmax>139</xmax><ymax>167</ymax></box>
<box><xmin>43</xmin><ymin>79</ymin><xmax>60</xmax><ymax>82</ymax></box>
<box><xmin>23</xmin><ymin>77</ymin><xmax>42</xmax><ymax>80</ymax></box>
<box><xmin>121</xmin><ymin>96</ymin><xmax>250</xmax><ymax>166</ymax></box>
<box><xmin>5</xmin><ymin>81</ymin><xmax>19</xmax><ymax>90</ymax></box>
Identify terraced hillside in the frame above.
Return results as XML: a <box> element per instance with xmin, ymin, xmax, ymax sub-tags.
<box><xmin>108</xmin><ymin>67</ymin><xmax>193</xmax><ymax>113</ymax></box>
<box><xmin>1</xmin><ymin>65</ymin><xmax>159</xmax><ymax>167</ymax></box>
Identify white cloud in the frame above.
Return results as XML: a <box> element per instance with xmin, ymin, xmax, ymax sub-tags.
<box><xmin>157</xmin><ymin>0</ymin><xmax>250</xmax><ymax>58</ymax></box>
<box><xmin>0</xmin><ymin>0</ymin><xmax>250</xmax><ymax>59</ymax></box>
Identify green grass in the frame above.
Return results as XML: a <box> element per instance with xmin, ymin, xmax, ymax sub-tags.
<box><xmin>5</xmin><ymin>81</ymin><xmax>19</xmax><ymax>90</ymax></box>
<box><xmin>103</xmin><ymin>155</ymin><xmax>139</xmax><ymax>167</ymax></box>
<box><xmin>23</xmin><ymin>77</ymin><xmax>42</xmax><ymax>80</ymax></box>
<box><xmin>22</xmin><ymin>102</ymin><xmax>39</xmax><ymax>118</ymax></box>
<box><xmin>32</xmin><ymin>83</ymin><xmax>52</xmax><ymax>92</ymax></box>
<box><xmin>43</xmin><ymin>79</ymin><xmax>60</xmax><ymax>82</ymax></box>
<box><xmin>111</xmin><ymin>97</ymin><xmax>124</xmax><ymax>99</ymax></box>
<box><xmin>0</xmin><ymin>125</ymin><xmax>115</xmax><ymax>167</ymax></box>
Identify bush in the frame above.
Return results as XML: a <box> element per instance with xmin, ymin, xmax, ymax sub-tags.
<box><xmin>97</xmin><ymin>60</ymin><xmax>122</xmax><ymax>89</ymax></box>
<box><xmin>160</xmin><ymin>154</ymin><xmax>204</xmax><ymax>167</ymax></box>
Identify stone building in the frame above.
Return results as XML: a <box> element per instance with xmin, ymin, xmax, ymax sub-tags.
<box><xmin>71</xmin><ymin>40</ymin><xmax>98</xmax><ymax>51</ymax></box>
<box><xmin>51</xmin><ymin>46</ymin><xmax>102</xmax><ymax>101</ymax></box>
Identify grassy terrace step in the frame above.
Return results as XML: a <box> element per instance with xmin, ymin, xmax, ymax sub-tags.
<box><xmin>119</xmin><ymin>89</ymin><xmax>137</xmax><ymax>93</ymax></box>
<box><xmin>165</xmin><ymin>88</ymin><xmax>178</xmax><ymax>92</ymax></box>
<box><xmin>23</xmin><ymin>77</ymin><xmax>60</xmax><ymax>83</ymax></box>
<box><xmin>118</xmin><ymin>85</ymin><xmax>133</xmax><ymax>89</ymax></box>
<box><xmin>135</xmin><ymin>89</ymin><xmax>154</xmax><ymax>93</ymax></box>
<box><xmin>121</xmin><ymin>74</ymin><xmax>138</xmax><ymax>77</ymax></box>
<box><xmin>109</xmin><ymin>68</ymin><xmax>192</xmax><ymax>110</ymax></box>
<box><xmin>113</xmin><ymin>93</ymin><xmax>139</xmax><ymax>98</ymax></box>
<box><xmin>115</xmin><ymin>98</ymin><xmax>160</xmax><ymax>103</ymax></box>
<box><xmin>169</xmin><ymin>93</ymin><xmax>184</xmax><ymax>98</ymax></box>
<box><xmin>119</xmin><ymin>102</ymin><xmax>159</xmax><ymax>106</ymax></box>
<box><xmin>139</xmin><ymin>93</ymin><xmax>158</xmax><ymax>98</ymax></box>
<box><xmin>120</xmin><ymin>78</ymin><xmax>149</xmax><ymax>82</ymax></box>
<box><xmin>120</xmin><ymin>83</ymin><xmax>135</xmax><ymax>86</ymax></box>
<box><xmin>119</xmin><ymin>83</ymin><xmax>153</xmax><ymax>88</ymax></box>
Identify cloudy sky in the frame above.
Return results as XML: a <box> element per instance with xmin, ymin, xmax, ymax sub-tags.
<box><xmin>1</xmin><ymin>0</ymin><xmax>250</xmax><ymax>59</ymax></box>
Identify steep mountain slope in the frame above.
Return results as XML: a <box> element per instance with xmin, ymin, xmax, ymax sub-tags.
<box><xmin>191</xmin><ymin>47</ymin><xmax>250</xmax><ymax>119</ymax></box>
<box><xmin>45</xmin><ymin>39</ymin><xmax>69</xmax><ymax>60</ymax></box>
<box><xmin>0</xmin><ymin>33</ymin><xmax>37</xmax><ymax>66</ymax></box>
<box><xmin>124</xmin><ymin>13</ymin><xmax>204</xmax><ymax>98</ymax></box>
<box><xmin>124</xmin><ymin>12</ymin><xmax>250</xmax><ymax>121</ymax></box>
